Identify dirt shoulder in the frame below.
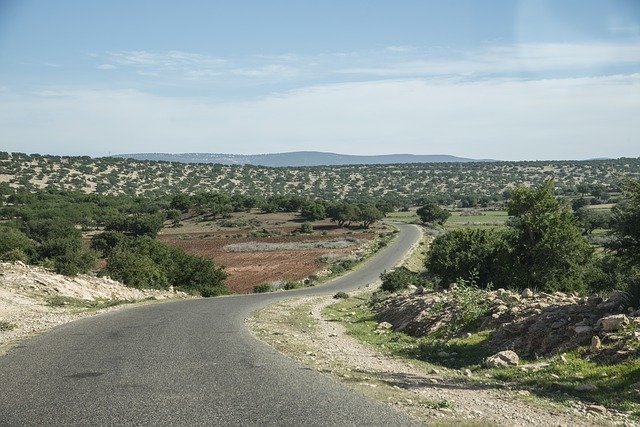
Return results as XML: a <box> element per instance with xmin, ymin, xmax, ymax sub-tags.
<box><xmin>0</xmin><ymin>261</ymin><xmax>188</xmax><ymax>355</ymax></box>
<box><xmin>247</xmin><ymin>286</ymin><xmax>633</xmax><ymax>426</ymax></box>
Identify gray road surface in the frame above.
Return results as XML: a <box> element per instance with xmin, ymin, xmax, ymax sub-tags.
<box><xmin>0</xmin><ymin>223</ymin><xmax>422</xmax><ymax>426</ymax></box>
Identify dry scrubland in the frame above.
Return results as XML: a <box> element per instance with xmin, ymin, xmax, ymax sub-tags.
<box><xmin>1</xmin><ymin>152</ymin><xmax>639</xmax><ymax>202</ymax></box>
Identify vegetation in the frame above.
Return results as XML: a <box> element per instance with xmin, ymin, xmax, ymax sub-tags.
<box><xmin>380</xmin><ymin>267</ymin><xmax>425</xmax><ymax>292</ymax></box>
<box><xmin>2</xmin><ymin>151</ymin><xmax>638</xmax><ymax>207</ymax></box>
<box><xmin>416</xmin><ymin>202</ymin><xmax>450</xmax><ymax>225</ymax></box>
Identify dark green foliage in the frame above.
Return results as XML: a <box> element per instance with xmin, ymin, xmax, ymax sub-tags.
<box><xmin>333</xmin><ymin>291</ymin><xmax>349</xmax><ymax>299</ymax></box>
<box><xmin>501</xmin><ymin>180</ymin><xmax>593</xmax><ymax>292</ymax></box>
<box><xmin>607</xmin><ymin>180</ymin><xmax>640</xmax><ymax>266</ymax></box>
<box><xmin>426</xmin><ymin>228</ymin><xmax>500</xmax><ymax>287</ymax></box>
<box><xmin>300</xmin><ymin>221</ymin><xmax>313</xmax><ymax>234</ymax></box>
<box><xmin>253</xmin><ymin>283</ymin><xmax>272</xmax><ymax>293</ymax></box>
<box><xmin>105</xmin><ymin>213</ymin><xmax>164</xmax><ymax>237</ymax></box>
<box><xmin>103</xmin><ymin>236</ymin><xmax>227</xmax><ymax>296</ymax></box>
<box><xmin>417</xmin><ymin>202</ymin><xmax>450</xmax><ymax>225</ymax></box>
<box><xmin>355</xmin><ymin>204</ymin><xmax>383</xmax><ymax>228</ymax></box>
<box><xmin>90</xmin><ymin>231</ymin><xmax>126</xmax><ymax>257</ymax></box>
<box><xmin>300</xmin><ymin>201</ymin><xmax>326</xmax><ymax>221</ymax></box>
<box><xmin>0</xmin><ymin>226</ymin><xmax>36</xmax><ymax>261</ymax></box>
<box><xmin>169</xmin><ymin>193</ymin><xmax>192</xmax><ymax>212</ymax></box>
<box><xmin>426</xmin><ymin>181</ymin><xmax>593</xmax><ymax>293</ymax></box>
<box><xmin>574</xmin><ymin>208</ymin><xmax>611</xmax><ymax>235</ymax></box>
<box><xmin>380</xmin><ymin>266</ymin><xmax>424</xmax><ymax>292</ymax></box>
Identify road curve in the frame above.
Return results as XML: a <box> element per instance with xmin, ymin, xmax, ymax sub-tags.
<box><xmin>0</xmin><ymin>223</ymin><xmax>422</xmax><ymax>426</ymax></box>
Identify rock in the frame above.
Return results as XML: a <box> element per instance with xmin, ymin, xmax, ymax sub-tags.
<box><xmin>574</xmin><ymin>325</ymin><xmax>593</xmax><ymax>335</ymax></box>
<box><xmin>591</xmin><ymin>336</ymin><xmax>602</xmax><ymax>350</ymax></box>
<box><xmin>376</xmin><ymin>321</ymin><xmax>393</xmax><ymax>330</ymax></box>
<box><xmin>429</xmin><ymin>368</ymin><xmax>440</xmax><ymax>374</ymax></box>
<box><xmin>597</xmin><ymin>314</ymin><xmax>630</xmax><ymax>332</ymax></box>
<box><xmin>462</xmin><ymin>368</ymin><xmax>472</xmax><ymax>377</ymax></box>
<box><xmin>521</xmin><ymin>288</ymin><xmax>534</xmax><ymax>298</ymax></box>
<box><xmin>414</xmin><ymin>286</ymin><xmax>425</xmax><ymax>295</ymax></box>
<box><xmin>406</xmin><ymin>284</ymin><xmax>417</xmax><ymax>293</ymax></box>
<box><xmin>586</xmin><ymin>404</ymin><xmax>607</xmax><ymax>415</ymax></box>
<box><xmin>484</xmin><ymin>350</ymin><xmax>520</xmax><ymax>368</ymax></box>
<box><xmin>436</xmin><ymin>351</ymin><xmax>450</xmax><ymax>358</ymax></box>
<box><xmin>575</xmin><ymin>384</ymin><xmax>598</xmax><ymax>392</ymax></box>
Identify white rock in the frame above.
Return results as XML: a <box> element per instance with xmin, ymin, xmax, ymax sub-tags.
<box><xmin>484</xmin><ymin>350</ymin><xmax>520</xmax><ymax>368</ymax></box>
<box><xmin>521</xmin><ymin>288</ymin><xmax>534</xmax><ymax>298</ymax></box>
<box><xmin>376</xmin><ymin>321</ymin><xmax>393</xmax><ymax>330</ymax></box>
<box><xmin>597</xmin><ymin>314</ymin><xmax>629</xmax><ymax>332</ymax></box>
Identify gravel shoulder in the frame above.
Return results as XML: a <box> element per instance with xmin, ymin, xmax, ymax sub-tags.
<box><xmin>247</xmin><ymin>285</ymin><xmax>631</xmax><ymax>426</ymax></box>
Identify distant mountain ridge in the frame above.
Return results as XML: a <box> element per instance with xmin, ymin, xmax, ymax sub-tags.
<box><xmin>112</xmin><ymin>151</ymin><xmax>491</xmax><ymax>167</ymax></box>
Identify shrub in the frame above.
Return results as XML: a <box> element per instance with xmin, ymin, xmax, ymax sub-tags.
<box><xmin>283</xmin><ymin>280</ymin><xmax>302</xmax><ymax>290</ymax></box>
<box><xmin>426</xmin><ymin>228</ymin><xmax>500</xmax><ymax>288</ymax></box>
<box><xmin>380</xmin><ymin>267</ymin><xmax>424</xmax><ymax>292</ymax></box>
<box><xmin>417</xmin><ymin>202</ymin><xmax>450</xmax><ymax>225</ymax></box>
<box><xmin>253</xmin><ymin>283</ymin><xmax>272</xmax><ymax>293</ymax></box>
<box><xmin>333</xmin><ymin>291</ymin><xmax>349</xmax><ymax>299</ymax></box>
<box><xmin>300</xmin><ymin>221</ymin><xmax>313</xmax><ymax>234</ymax></box>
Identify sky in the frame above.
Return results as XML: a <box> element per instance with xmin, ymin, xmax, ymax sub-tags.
<box><xmin>0</xmin><ymin>0</ymin><xmax>639</xmax><ymax>160</ymax></box>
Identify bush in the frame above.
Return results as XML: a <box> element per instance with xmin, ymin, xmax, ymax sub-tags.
<box><xmin>253</xmin><ymin>283</ymin><xmax>272</xmax><ymax>293</ymax></box>
<box><xmin>283</xmin><ymin>280</ymin><xmax>302</xmax><ymax>290</ymax></box>
<box><xmin>417</xmin><ymin>202</ymin><xmax>450</xmax><ymax>225</ymax></box>
<box><xmin>426</xmin><ymin>228</ymin><xmax>500</xmax><ymax>288</ymax></box>
<box><xmin>333</xmin><ymin>291</ymin><xmax>349</xmax><ymax>299</ymax></box>
<box><xmin>380</xmin><ymin>267</ymin><xmax>424</xmax><ymax>292</ymax></box>
<box><xmin>300</xmin><ymin>221</ymin><xmax>313</xmax><ymax>234</ymax></box>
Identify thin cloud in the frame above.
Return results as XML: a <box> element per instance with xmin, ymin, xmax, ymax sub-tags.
<box><xmin>2</xmin><ymin>74</ymin><xmax>638</xmax><ymax>160</ymax></box>
<box><xmin>96</xmin><ymin>64</ymin><xmax>116</xmax><ymax>70</ymax></box>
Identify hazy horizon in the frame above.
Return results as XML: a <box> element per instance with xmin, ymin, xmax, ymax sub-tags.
<box><xmin>1</xmin><ymin>0</ymin><xmax>639</xmax><ymax>161</ymax></box>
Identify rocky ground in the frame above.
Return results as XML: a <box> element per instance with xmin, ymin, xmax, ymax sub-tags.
<box><xmin>376</xmin><ymin>286</ymin><xmax>640</xmax><ymax>360</ymax></box>
<box><xmin>247</xmin><ymin>284</ymin><xmax>637</xmax><ymax>426</ymax></box>
<box><xmin>0</xmin><ymin>261</ymin><xmax>187</xmax><ymax>352</ymax></box>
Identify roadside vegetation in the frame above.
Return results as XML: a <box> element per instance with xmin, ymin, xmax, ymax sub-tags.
<box><xmin>323</xmin><ymin>178</ymin><xmax>640</xmax><ymax>417</ymax></box>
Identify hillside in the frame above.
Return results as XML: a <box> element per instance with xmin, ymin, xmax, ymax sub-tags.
<box><xmin>112</xmin><ymin>151</ymin><xmax>486</xmax><ymax>166</ymax></box>
<box><xmin>1</xmin><ymin>151</ymin><xmax>639</xmax><ymax>203</ymax></box>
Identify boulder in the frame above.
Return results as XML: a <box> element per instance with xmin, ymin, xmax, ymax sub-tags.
<box><xmin>575</xmin><ymin>383</ymin><xmax>598</xmax><ymax>392</ymax></box>
<box><xmin>591</xmin><ymin>335</ymin><xmax>602</xmax><ymax>350</ymax></box>
<box><xmin>573</xmin><ymin>325</ymin><xmax>593</xmax><ymax>335</ymax></box>
<box><xmin>484</xmin><ymin>350</ymin><xmax>519</xmax><ymax>368</ymax></box>
<box><xmin>521</xmin><ymin>288</ymin><xmax>534</xmax><ymax>298</ymax></box>
<box><xmin>597</xmin><ymin>314</ymin><xmax>630</xmax><ymax>332</ymax></box>
<box><xmin>376</xmin><ymin>321</ymin><xmax>393</xmax><ymax>330</ymax></box>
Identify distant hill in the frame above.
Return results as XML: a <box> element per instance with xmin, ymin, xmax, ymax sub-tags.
<box><xmin>112</xmin><ymin>151</ymin><xmax>490</xmax><ymax>167</ymax></box>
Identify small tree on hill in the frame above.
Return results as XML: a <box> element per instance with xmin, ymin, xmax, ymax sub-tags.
<box><xmin>417</xmin><ymin>202</ymin><xmax>450</xmax><ymax>225</ymax></box>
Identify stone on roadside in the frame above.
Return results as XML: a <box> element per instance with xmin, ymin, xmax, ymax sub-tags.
<box><xmin>376</xmin><ymin>321</ymin><xmax>393</xmax><ymax>330</ymax></box>
<box><xmin>484</xmin><ymin>350</ymin><xmax>519</xmax><ymax>368</ymax></box>
<box><xmin>591</xmin><ymin>336</ymin><xmax>602</xmax><ymax>350</ymax></box>
<box><xmin>597</xmin><ymin>314</ymin><xmax>629</xmax><ymax>332</ymax></box>
<box><xmin>586</xmin><ymin>404</ymin><xmax>607</xmax><ymax>415</ymax></box>
<box><xmin>521</xmin><ymin>288</ymin><xmax>534</xmax><ymax>298</ymax></box>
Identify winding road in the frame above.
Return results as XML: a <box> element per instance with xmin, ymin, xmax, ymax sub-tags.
<box><xmin>0</xmin><ymin>223</ymin><xmax>421</xmax><ymax>426</ymax></box>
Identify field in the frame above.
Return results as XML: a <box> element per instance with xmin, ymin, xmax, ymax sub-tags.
<box><xmin>158</xmin><ymin>211</ymin><xmax>384</xmax><ymax>293</ymax></box>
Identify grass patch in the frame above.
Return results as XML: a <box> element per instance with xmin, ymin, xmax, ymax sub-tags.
<box><xmin>46</xmin><ymin>295</ymin><xmax>134</xmax><ymax>312</ymax></box>
<box><xmin>0</xmin><ymin>321</ymin><xmax>17</xmax><ymax>331</ymax></box>
<box><xmin>445</xmin><ymin>210</ymin><xmax>508</xmax><ymax>230</ymax></box>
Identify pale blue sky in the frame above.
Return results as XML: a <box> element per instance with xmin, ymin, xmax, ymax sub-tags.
<box><xmin>0</xmin><ymin>0</ymin><xmax>639</xmax><ymax>160</ymax></box>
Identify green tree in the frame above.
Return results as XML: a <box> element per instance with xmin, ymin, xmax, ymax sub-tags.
<box><xmin>416</xmin><ymin>202</ymin><xmax>450</xmax><ymax>225</ymax></box>
<box><xmin>426</xmin><ymin>228</ymin><xmax>500</xmax><ymax>287</ymax></box>
<box><xmin>607</xmin><ymin>180</ymin><xmax>640</xmax><ymax>266</ymax></box>
<box><xmin>355</xmin><ymin>204</ymin><xmax>383</xmax><ymax>228</ymax></box>
<box><xmin>500</xmin><ymin>180</ymin><xmax>593</xmax><ymax>292</ymax></box>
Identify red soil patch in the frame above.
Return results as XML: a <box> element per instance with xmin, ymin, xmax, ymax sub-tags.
<box><xmin>159</xmin><ymin>233</ymin><xmax>374</xmax><ymax>294</ymax></box>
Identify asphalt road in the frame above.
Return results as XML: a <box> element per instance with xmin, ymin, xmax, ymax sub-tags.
<box><xmin>0</xmin><ymin>223</ymin><xmax>422</xmax><ymax>426</ymax></box>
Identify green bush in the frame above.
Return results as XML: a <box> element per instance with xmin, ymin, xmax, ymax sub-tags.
<box><xmin>253</xmin><ymin>283</ymin><xmax>272</xmax><ymax>293</ymax></box>
<box><xmin>333</xmin><ymin>291</ymin><xmax>349</xmax><ymax>299</ymax></box>
<box><xmin>417</xmin><ymin>202</ymin><xmax>450</xmax><ymax>225</ymax></box>
<box><xmin>426</xmin><ymin>228</ymin><xmax>500</xmax><ymax>288</ymax></box>
<box><xmin>300</xmin><ymin>221</ymin><xmax>313</xmax><ymax>234</ymax></box>
<box><xmin>380</xmin><ymin>266</ymin><xmax>424</xmax><ymax>292</ymax></box>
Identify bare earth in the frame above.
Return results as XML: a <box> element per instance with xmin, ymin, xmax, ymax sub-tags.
<box><xmin>247</xmin><ymin>286</ymin><xmax>634</xmax><ymax>426</ymax></box>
